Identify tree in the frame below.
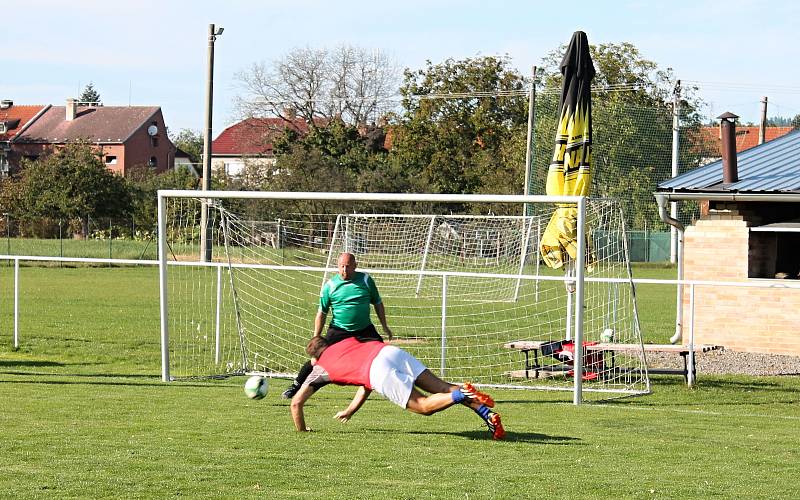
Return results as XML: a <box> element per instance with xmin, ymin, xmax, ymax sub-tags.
<box><xmin>126</xmin><ymin>167</ymin><xmax>199</xmax><ymax>229</ymax></box>
<box><xmin>389</xmin><ymin>56</ymin><xmax>528</xmax><ymax>212</ymax></box>
<box><xmin>8</xmin><ymin>142</ymin><xmax>131</xmax><ymax>235</ymax></box>
<box><xmin>79</xmin><ymin>82</ymin><xmax>102</xmax><ymax>105</ymax></box>
<box><xmin>234</xmin><ymin>45</ymin><xmax>399</xmax><ymax>126</ymax></box>
<box><xmin>169</xmin><ymin>128</ymin><xmax>204</xmax><ymax>164</ymax></box>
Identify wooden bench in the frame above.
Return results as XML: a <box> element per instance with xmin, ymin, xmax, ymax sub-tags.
<box><xmin>503</xmin><ymin>340</ymin><xmax>724</xmax><ymax>385</ymax></box>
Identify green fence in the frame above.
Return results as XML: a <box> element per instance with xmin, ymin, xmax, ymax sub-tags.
<box><xmin>628</xmin><ymin>230</ymin><xmax>671</xmax><ymax>262</ymax></box>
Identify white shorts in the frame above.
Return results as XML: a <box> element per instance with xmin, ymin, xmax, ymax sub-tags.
<box><xmin>369</xmin><ymin>346</ymin><xmax>426</xmax><ymax>408</ymax></box>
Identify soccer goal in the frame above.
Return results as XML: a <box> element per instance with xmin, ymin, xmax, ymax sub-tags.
<box><xmin>157</xmin><ymin>190</ymin><xmax>650</xmax><ymax>403</ymax></box>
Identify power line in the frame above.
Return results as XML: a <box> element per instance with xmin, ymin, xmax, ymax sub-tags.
<box><xmin>683</xmin><ymin>80</ymin><xmax>800</xmax><ymax>94</ymax></box>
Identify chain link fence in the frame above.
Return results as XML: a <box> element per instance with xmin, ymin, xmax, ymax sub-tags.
<box><xmin>0</xmin><ymin>215</ymin><xmax>157</xmax><ymax>262</ymax></box>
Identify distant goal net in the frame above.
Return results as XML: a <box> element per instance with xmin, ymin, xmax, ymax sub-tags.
<box><xmin>157</xmin><ymin>191</ymin><xmax>649</xmax><ymax>402</ymax></box>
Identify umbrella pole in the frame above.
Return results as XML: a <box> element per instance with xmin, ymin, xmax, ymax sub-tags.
<box><xmin>564</xmin><ymin>260</ymin><xmax>576</xmax><ymax>341</ymax></box>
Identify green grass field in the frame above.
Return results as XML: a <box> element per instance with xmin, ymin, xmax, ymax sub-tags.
<box><xmin>1</xmin><ymin>265</ymin><xmax>799</xmax><ymax>498</ymax></box>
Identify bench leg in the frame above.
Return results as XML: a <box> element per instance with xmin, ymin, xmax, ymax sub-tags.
<box><xmin>680</xmin><ymin>353</ymin><xmax>689</xmax><ymax>385</ymax></box>
<box><xmin>524</xmin><ymin>350</ymin><xmax>530</xmax><ymax>379</ymax></box>
<box><xmin>522</xmin><ymin>349</ymin><xmax>542</xmax><ymax>379</ymax></box>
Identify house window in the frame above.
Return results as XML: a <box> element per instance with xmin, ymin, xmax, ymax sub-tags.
<box><xmin>749</xmin><ymin>225</ymin><xmax>800</xmax><ymax>279</ymax></box>
<box><xmin>0</xmin><ymin>123</ymin><xmax>6</xmax><ymax>134</ymax></box>
<box><xmin>105</xmin><ymin>155</ymin><xmax>117</xmax><ymax>165</ymax></box>
<box><xmin>148</xmin><ymin>156</ymin><xmax>158</xmax><ymax>168</ymax></box>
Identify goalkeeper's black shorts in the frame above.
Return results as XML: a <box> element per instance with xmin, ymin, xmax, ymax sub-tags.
<box><xmin>325</xmin><ymin>324</ymin><xmax>383</xmax><ymax>345</ymax></box>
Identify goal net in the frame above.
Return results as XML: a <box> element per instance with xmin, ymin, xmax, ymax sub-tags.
<box><xmin>158</xmin><ymin>191</ymin><xmax>649</xmax><ymax>401</ymax></box>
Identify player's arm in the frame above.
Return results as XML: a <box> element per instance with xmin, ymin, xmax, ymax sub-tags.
<box><xmin>373</xmin><ymin>302</ymin><xmax>392</xmax><ymax>341</ymax></box>
<box><xmin>313</xmin><ymin>310</ymin><xmax>327</xmax><ymax>337</ymax></box>
<box><xmin>315</xmin><ymin>281</ymin><xmax>330</xmax><ymax>337</ymax></box>
<box><xmin>290</xmin><ymin>384</ymin><xmax>317</xmax><ymax>432</ymax></box>
<box><xmin>335</xmin><ymin>386</ymin><xmax>371</xmax><ymax>423</ymax></box>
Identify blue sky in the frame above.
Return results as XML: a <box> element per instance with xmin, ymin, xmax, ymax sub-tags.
<box><xmin>3</xmin><ymin>0</ymin><xmax>799</xmax><ymax>134</ymax></box>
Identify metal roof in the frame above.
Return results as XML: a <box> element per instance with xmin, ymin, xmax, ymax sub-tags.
<box><xmin>658</xmin><ymin>128</ymin><xmax>800</xmax><ymax>193</ymax></box>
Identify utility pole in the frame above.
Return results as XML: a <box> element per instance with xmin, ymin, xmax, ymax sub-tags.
<box><xmin>523</xmin><ymin>66</ymin><xmax>537</xmax><ymax>216</ymax></box>
<box><xmin>759</xmin><ymin>96</ymin><xmax>768</xmax><ymax>145</ymax></box>
<box><xmin>670</xmin><ymin>80</ymin><xmax>681</xmax><ymax>264</ymax></box>
<box><xmin>200</xmin><ymin>23</ymin><xmax>223</xmax><ymax>262</ymax></box>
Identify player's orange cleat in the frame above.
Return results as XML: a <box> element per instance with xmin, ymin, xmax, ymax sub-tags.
<box><xmin>460</xmin><ymin>382</ymin><xmax>495</xmax><ymax>408</ymax></box>
<box><xmin>487</xmin><ymin>412</ymin><xmax>505</xmax><ymax>440</ymax></box>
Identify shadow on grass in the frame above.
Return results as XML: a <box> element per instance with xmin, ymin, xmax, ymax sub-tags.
<box><xmin>0</xmin><ymin>373</ymin><xmax>231</xmax><ymax>389</ymax></box>
<box><xmin>0</xmin><ymin>370</ymin><xmax>157</xmax><ymax>379</ymax></box>
<box><xmin>405</xmin><ymin>429</ymin><xmax>580</xmax><ymax>444</ymax></box>
<box><xmin>0</xmin><ymin>360</ymin><xmax>64</xmax><ymax>368</ymax></box>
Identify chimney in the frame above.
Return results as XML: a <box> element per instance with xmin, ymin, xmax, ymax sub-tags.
<box><xmin>718</xmin><ymin>111</ymin><xmax>739</xmax><ymax>185</ymax></box>
<box><xmin>66</xmin><ymin>98</ymin><xmax>77</xmax><ymax>121</ymax></box>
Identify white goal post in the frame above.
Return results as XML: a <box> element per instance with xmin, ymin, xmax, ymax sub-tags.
<box><xmin>157</xmin><ymin>190</ymin><xmax>650</xmax><ymax>404</ymax></box>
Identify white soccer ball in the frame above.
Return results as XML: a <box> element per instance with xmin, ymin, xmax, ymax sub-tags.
<box><xmin>600</xmin><ymin>328</ymin><xmax>615</xmax><ymax>343</ymax></box>
<box><xmin>244</xmin><ymin>376</ymin><xmax>269</xmax><ymax>400</ymax></box>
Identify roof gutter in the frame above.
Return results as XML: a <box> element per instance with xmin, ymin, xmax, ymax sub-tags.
<box><xmin>654</xmin><ymin>193</ymin><xmax>684</xmax><ymax>344</ymax></box>
<box><xmin>654</xmin><ymin>191</ymin><xmax>800</xmax><ymax>203</ymax></box>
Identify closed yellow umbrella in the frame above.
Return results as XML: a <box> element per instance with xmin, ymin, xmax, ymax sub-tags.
<box><xmin>540</xmin><ymin>31</ymin><xmax>595</xmax><ymax>270</ymax></box>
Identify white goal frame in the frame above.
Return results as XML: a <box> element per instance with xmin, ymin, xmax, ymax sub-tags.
<box><xmin>157</xmin><ymin>190</ymin><xmax>595</xmax><ymax>405</ymax></box>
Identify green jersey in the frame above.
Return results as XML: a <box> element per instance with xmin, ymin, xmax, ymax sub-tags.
<box><xmin>319</xmin><ymin>271</ymin><xmax>382</xmax><ymax>331</ymax></box>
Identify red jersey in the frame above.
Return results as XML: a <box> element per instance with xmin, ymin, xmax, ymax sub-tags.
<box><xmin>308</xmin><ymin>337</ymin><xmax>385</xmax><ymax>389</ymax></box>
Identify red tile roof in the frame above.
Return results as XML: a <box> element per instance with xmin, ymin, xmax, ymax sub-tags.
<box><xmin>212</xmin><ymin>117</ymin><xmax>311</xmax><ymax>156</ymax></box>
<box><xmin>0</xmin><ymin>104</ymin><xmax>48</xmax><ymax>141</ymax></box>
<box><xmin>16</xmin><ymin>106</ymin><xmax>161</xmax><ymax>144</ymax></box>
<box><xmin>699</xmin><ymin>126</ymin><xmax>794</xmax><ymax>154</ymax></box>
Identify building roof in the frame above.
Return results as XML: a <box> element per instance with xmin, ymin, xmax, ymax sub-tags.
<box><xmin>15</xmin><ymin>105</ymin><xmax>161</xmax><ymax>144</ymax></box>
<box><xmin>174</xmin><ymin>146</ymin><xmax>192</xmax><ymax>159</ymax></box>
<box><xmin>658</xmin><ymin>129</ymin><xmax>800</xmax><ymax>194</ymax></box>
<box><xmin>699</xmin><ymin>126</ymin><xmax>793</xmax><ymax>154</ymax></box>
<box><xmin>0</xmin><ymin>104</ymin><xmax>48</xmax><ymax>141</ymax></box>
<box><xmin>212</xmin><ymin>117</ymin><xmax>310</xmax><ymax>156</ymax></box>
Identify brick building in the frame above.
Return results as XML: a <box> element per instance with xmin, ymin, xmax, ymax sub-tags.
<box><xmin>211</xmin><ymin>117</ymin><xmax>311</xmax><ymax>177</ymax></box>
<box><xmin>657</xmin><ymin>122</ymin><xmax>800</xmax><ymax>355</ymax></box>
<box><xmin>0</xmin><ymin>100</ymin><xmax>49</xmax><ymax>176</ymax></box>
<box><xmin>8</xmin><ymin>98</ymin><xmax>175</xmax><ymax>176</ymax></box>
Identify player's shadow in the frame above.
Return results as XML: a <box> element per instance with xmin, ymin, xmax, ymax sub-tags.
<box><xmin>406</xmin><ymin>429</ymin><xmax>580</xmax><ymax>444</ymax></box>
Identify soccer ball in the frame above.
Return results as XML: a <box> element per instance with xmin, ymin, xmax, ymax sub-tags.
<box><xmin>600</xmin><ymin>328</ymin><xmax>615</xmax><ymax>343</ymax></box>
<box><xmin>244</xmin><ymin>376</ymin><xmax>268</xmax><ymax>400</ymax></box>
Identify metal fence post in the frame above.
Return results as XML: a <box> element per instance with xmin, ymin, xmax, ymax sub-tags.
<box><xmin>688</xmin><ymin>283</ymin><xmax>696</xmax><ymax>387</ymax></box>
<box><xmin>13</xmin><ymin>258</ymin><xmax>19</xmax><ymax>349</ymax></box>
<box><xmin>440</xmin><ymin>274</ymin><xmax>447</xmax><ymax>377</ymax></box>
<box><xmin>108</xmin><ymin>218</ymin><xmax>113</xmax><ymax>266</ymax></box>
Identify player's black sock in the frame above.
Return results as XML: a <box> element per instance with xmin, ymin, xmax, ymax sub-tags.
<box><xmin>282</xmin><ymin>361</ymin><xmax>313</xmax><ymax>399</ymax></box>
<box><xmin>295</xmin><ymin>360</ymin><xmax>313</xmax><ymax>385</ymax></box>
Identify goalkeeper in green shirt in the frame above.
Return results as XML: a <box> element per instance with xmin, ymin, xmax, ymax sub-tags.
<box><xmin>282</xmin><ymin>252</ymin><xmax>393</xmax><ymax>398</ymax></box>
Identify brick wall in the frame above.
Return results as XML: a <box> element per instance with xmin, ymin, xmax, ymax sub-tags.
<box><xmin>681</xmin><ymin>203</ymin><xmax>800</xmax><ymax>355</ymax></box>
